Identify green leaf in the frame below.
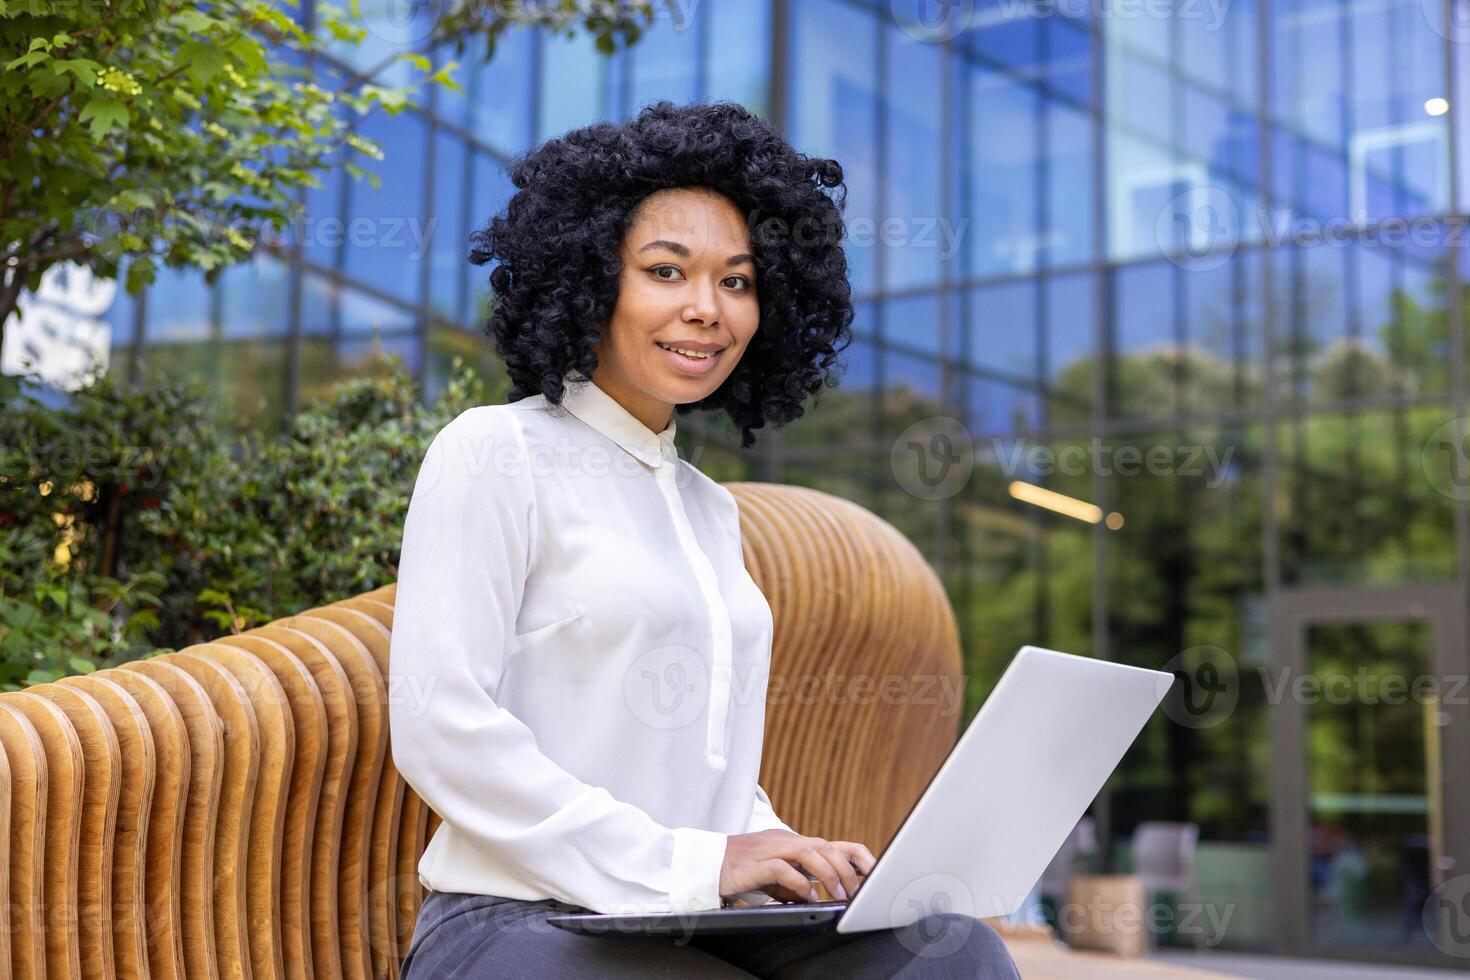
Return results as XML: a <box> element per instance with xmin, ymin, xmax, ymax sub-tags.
<box><xmin>398</xmin><ymin>52</ymin><xmax>431</xmax><ymax>72</ymax></box>
<box><xmin>124</xmin><ymin>256</ymin><xmax>156</xmax><ymax>294</ymax></box>
<box><xmin>179</xmin><ymin>41</ymin><xmax>225</xmax><ymax>84</ymax></box>
<box><xmin>77</xmin><ymin>94</ymin><xmax>129</xmax><ymax>139</ymax></box>
<box><xmin>174</xmin><ymin>9</ymin><xmax>218</xmax><ymax>33</ymax></box>
<box><xmin>67</xmin><ymin>656</ymin><xmax>97</xmax><ymax>675</ymax></box>
<box><xmin>5</xmin><ymin>51</ymin><xmax>50</xmax><ymax>72</ymax></box>
<box><xmin>51</xmin><ymin>59</ymin><xmax>101</xmax><ymax>87</ymax></box>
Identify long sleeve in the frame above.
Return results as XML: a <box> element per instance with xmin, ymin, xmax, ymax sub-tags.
<box><xmin>747</xmin><ymin>781</ymin><xmax>796</xmax><ymax>835</ymax></box>
<box><xmin>387</xmin><ymin>408</ymin><xmax>729</xmax><ymax>914</ymax></box>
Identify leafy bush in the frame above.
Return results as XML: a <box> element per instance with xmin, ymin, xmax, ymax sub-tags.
<box><xmin>0</xmin><ymin>358</ymin><xmax>499</xmax><ymax>687</ymax></box>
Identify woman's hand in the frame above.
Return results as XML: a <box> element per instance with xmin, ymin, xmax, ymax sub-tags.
<box><xmin>718</xmin><ymin>830</ymin><xmax>877</xmax><ymax>904</ymax></box>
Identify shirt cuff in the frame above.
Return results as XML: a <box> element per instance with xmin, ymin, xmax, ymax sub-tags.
<box><xmin>670</xmin><ymin>827</ymin><xmax>728</xmax><ymax>912</ymax></box>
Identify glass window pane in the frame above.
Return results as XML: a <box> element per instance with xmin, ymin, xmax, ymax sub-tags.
<box><xmin>430</xmin><ymin>131</ymin><xmax>470</xmax><ymax>324</ymax></box>
<box><xmin>468</xmin><ymin>26</ymin><xmax>536</xmax><ymax>156</ymax></box>
<box><xmin>882</xmin><ymin>21</ymin><xmax>942</xmax><ymax>290</ymax></box>
<box><xmin>1045</xmin><ymin>272</ymin><xmax>1094</xmax><ymax>425</ymax></box>
<box><xmin>301</xmin><ymin>272</ymin><xmax>339</xmax><ymax>338</ymax></box>
<box><xmin>1272</xmin><ymin>0</ymin><xmax>1449</xmax><ymax>221</ymax></box>
<box><xmin>884</xmin><ymin>292</ymin><xmax>941</xmax><ymax>357</ymax></box>
<box><xmin>1111</xmin><ymin>260</ymin><xmax>1179</xmax><ymax>419</ymax></box>
<box><xmin>219</xmin><ymin>254</ymin><xmax>291</xmax><ymax>340</ymax></box>
<box><xmin>339</xmin><ymin>287</ymin><xmax>415</xmax><ymax>337</ymax></box>
<box><xmin>144</xmin><ymin>266</ymin><xmax>213</xmax><ymax>343</ymax></box>
<box><xmin>539</xmin><ymin>30</ymin><xmax>610</xmax><ymax>139</ymax></box>
<box><xmin>788</xmin><ymin>0</ymin><xmax>879</xmax><ymax>295</ymax></box>
<box><xmin>965</xmin><ymin>65</ymin><xmax>1038</xmax><ymax>277</ymax></box>
<box><xmin>1181</xmin><ymin>250</ymin><xmax>1262</xmax><ymax>416</ymax></box>
<box><xmin>706</xmin><ymin>0</ymin><xmax>771</xmax><ymax>113</ymax></box>
<box><xmin>967</xmin><ymin>281</ymin><xmax>1036</xmax><ymax>380</ymax></box>
<box><xmin>628</xmin><ymin>13</ymin><xmax>698</xmax><ymax>111</ymax></box>
<box><xmin>1045</xmin><ymin>99</ymin><xmax>1095</xmax><ymax>269</ymax></box>
<box><xmin>343</xmin><ymin>110</ymin><xmax>428</xmax><ymax>305</ymax></box>
<box><xmin>1279</xmin><ymin>410</ymin><xmax>1457</xmax><ymax>584</ymax></box>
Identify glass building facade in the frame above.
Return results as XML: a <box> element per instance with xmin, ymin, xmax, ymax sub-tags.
<box><xmin>15</xmin><ymin>0</ymin><xmax>1470</xmax><ymax>967</ymax></box>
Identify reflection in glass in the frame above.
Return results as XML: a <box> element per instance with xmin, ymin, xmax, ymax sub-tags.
<box><xmin>882</xmin><ymin>20</ymin><xmax>942</xmax><ymax>290</ymax></box>
<box><xmin>1277</xmin><ymin>411</ymin><xmax>1457</xmax><ymax>585</ymax></box>
<box><xmin>1305</xmin><ymin>621</ymin><xmax>1440</xmax><ymax>952</ymax></box>
<box><xmin>219</xmin><ymin>255</ymin><xmax>291</xmax><ymax>340</ymax></box>
<box><xmin>787</xmin><ymin>0</ymin><xmax>878</xmax><ymax>294</ymax></box>
<box><xmin>344</xmin><ymin>110</ymin><xmax>428</xmax><ymax>305</ymax></box>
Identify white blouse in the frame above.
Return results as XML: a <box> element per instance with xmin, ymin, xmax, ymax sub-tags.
<box><xmin>387</xmin><ymin>371</ymin><xmax>795</xmax><ymax>915</ymax></box>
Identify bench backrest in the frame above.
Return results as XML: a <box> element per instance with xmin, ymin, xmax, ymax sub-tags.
<box><xmin>0</xmin><ymin>481</ymin><xmax>962</xmax><ymax>979</ymax></box>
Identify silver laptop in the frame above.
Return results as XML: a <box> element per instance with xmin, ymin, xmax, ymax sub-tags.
<box><xmin>547</xmin><ymin>645</ymin><xmax>1173</xmax><ymax>938</ymax></box>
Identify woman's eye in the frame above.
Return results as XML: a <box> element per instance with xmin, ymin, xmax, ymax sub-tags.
<box><xmin>651</xmin><ymin>265</ymin><xmax>684</xmax><ymax>281</ymax></box>
<box><xmin>723</xmin><ymin>275</ymin><xmax>751</xmax><ymax>291</ymax></box>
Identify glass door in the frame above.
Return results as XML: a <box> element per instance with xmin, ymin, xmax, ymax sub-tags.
<box><xmin>1271</xmin><ymin>585</ymin><xmax>1470</xmax><ymax>968</ymax></box>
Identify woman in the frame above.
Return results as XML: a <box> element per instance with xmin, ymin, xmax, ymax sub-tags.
<box><xmin>388</xmin><ymin>100</ymin><xmax>1019</xmax><ymax>978</ymax></box>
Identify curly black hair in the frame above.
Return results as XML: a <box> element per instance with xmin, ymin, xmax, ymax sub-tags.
<box><xmin>468</xmin><ymin>100</ymin><xmax>855</xmax><ymax>450</ymax></box>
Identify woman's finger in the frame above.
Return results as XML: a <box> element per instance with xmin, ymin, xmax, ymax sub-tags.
<box><xmin>789</xmin><ymin>838</ymin><xmax>847</xmax><ymax>902</ymax></box>
<box><xmin>759</xmin><ymin>857</ymin><xmax>815</xmax><ymax>901</ymax></box>
<box><xmin>834</xmin><ymin>840</ymin><xmax>877</xmax><ymax>876</ymax></box>
<box><xmin>813</xmin><ymin>838</ymin><xmax>863</xmax><ymax>899</ymax></box>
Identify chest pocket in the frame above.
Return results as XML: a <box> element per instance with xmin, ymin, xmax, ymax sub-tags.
<box><xmin>513</xmin><ymin>607</ymin><xmax>584</xmax><ymax>643</ymax></box>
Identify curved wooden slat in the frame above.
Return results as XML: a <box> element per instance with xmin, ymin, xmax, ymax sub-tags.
<box><xmin>148</xmin><ymin>652</ymin><xmax>257</xmax><ymax>980</ymax></box>
<box><xmin>181</xmin><ymin>644</ymin><xmax>293</xmax><ymax>980</ymax></box>
<box><xmin>0</xmin><ymin>701</ymin><xmax>41</xmax><ymax>980</ymax></box>
<box><xmin>212</xmin><ymin>632</ymin><xmax>326</xmax><ymax>980</ymax></box>
<box><xmin>3</xmin><ymin>692</ymin><xmax>84</xmax><ymax>980</ymax></box>
<box><xmin>96</xmin><ymin>668</ymin><xmax>190</xmax><ymax>980</ymax></box>
<box><xmin>275</xmin><ymin>615</ymin><xmax>384</xmax><ymax>980</ymax></box>
<box><xmin>115</xmin><ymin>659</ymin><xmax>220</xmax><ymax>980</ymax></box>
<box><xmin>53</xmin><ymin>675</ymin><xmax>154</xmax><ymax>980</ymax></box>
<box><xmin>306</xmin><ymin>605</ymin><xmax>402</xmax><ymax>980</ymax></box>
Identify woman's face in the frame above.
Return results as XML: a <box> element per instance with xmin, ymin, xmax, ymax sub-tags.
<box><xmin>590</xmin><ymin>186</ymin><xmax>761</xmax><ymax>433</ymax></box>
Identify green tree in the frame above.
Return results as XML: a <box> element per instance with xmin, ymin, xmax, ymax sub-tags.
<box><xmin>0</xmin><ymin>0</ymin><xmax>675</xmax><ymax>362</ymax></box>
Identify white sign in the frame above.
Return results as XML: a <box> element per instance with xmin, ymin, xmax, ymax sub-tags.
<box><xmin>2</xmin><ymin>262</ymin><xmax>115</xmax><ymax>389</ymax></box>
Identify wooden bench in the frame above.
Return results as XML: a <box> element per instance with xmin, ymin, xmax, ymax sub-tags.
<box><xmin>0</xmin><ymin>481</ymin><xmax>1224</xmax><ymax>977</ymax></box>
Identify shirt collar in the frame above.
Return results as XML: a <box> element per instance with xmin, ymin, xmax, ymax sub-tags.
<box><xmin>559</xmin><ymin>372</ymin><xmax>678</xmax><ymax>468</ymax></box>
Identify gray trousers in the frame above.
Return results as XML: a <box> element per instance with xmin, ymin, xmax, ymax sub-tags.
<box><xmin>400</xmin><ymin>890</ymin><xmax>1022</xmax><ymax>979</ymax></box>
